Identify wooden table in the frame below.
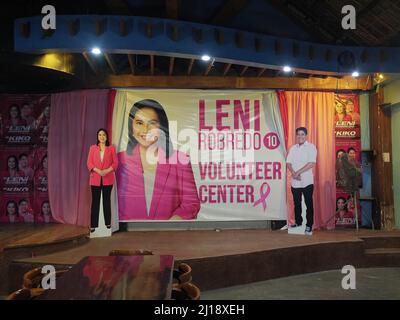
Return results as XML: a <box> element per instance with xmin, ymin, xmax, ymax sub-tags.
<box><xmin>37</xmin><ymin>255</ymin><xmax>174</xmax><ymax>300</ymax></box>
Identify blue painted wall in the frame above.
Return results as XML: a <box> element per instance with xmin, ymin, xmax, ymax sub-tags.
<box><xmin>383</xmin><ymin>79</ymin><xmax>400</xmax><ymax>229</ymax></box>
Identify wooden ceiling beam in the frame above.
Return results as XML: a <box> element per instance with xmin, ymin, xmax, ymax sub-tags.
<box><xmin>382</xmin><ymin>30</ymin><xmax>400</xmax><ymax>46</ymax></box>
<box><xmin>240</xmin><ymin>65</ymin><xmax>248</xmax><ymax>76</ymax></box>
<box><xmin>223</xmin><ymin>63</ymin><xmax>232</xmax><ymax>76</ymax></box>
<box><xmin>204</xmin><ymin>61</ymin><xmax>213</xmax><ymax>76</ymax></box>
<box><xmin>150</xmin><ymin>55</ymin><xmax>155</xmax><ymax>75</ymax></box>
<box><xmin>92</xmin><ymin>75</ymin><xmax>373</xmax><ymax>90</ymax></box>
<box><xmin>82</xmin><ymin>52</ymin><xmax>98</xmax><ymax>74</ymax></box>
<box><xmin>127</xmin><ymin>54</ymin><xmax>135</xmax><ymax>75</ymax></box>
<box><xmin>357</xmin><ymin>0</ymin><xmax>381</xmax><ymax>20</ymax></box>
<box><xmin>103</xmin><ymin>0</ymin><xmax>132</xmax><ymax>15</ymax></box>
<box><xmin>104</xmin><ymin>53</ymin><xmax>118</xmax><ymax>74</ymax></box>
<box><xmin>257</xmin><ymin>68</ymin><xmax>266</xmax><ymax>77</ymax></box>
<box><xmin>267</xmin><ymin>0</ymin><xmax>336</xmax><ymax>43</ymax></box>
<box><xmin>187</xmin><ymin>58</ymin><xmax>195</xmax><ymax>75</ymax></box>
<box><xmin>169</xmin><ymin>57</ymin><xmax>175</xmax><ymax>75</ymax></box>
<box><xmin>166</xmin><ymin>0</ymin><xmax>180</xmax><ymax>19</ymax></box>
<box><xmin>211</xmin><ymin>0</ymin><xmax>248</xmax><ymax>25</ymax></box>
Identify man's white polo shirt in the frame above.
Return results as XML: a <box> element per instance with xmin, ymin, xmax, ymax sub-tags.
<box><xmin>286</xmin><ymin>141</ymin><xmax>317</xmax><ymax>188</ymax></box>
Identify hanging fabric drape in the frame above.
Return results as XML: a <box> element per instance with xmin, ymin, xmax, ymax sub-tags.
<box><xmin>48</xmin><ymin>90</ymin><xmax>111</xmax><ymax>226</ymax></box>
<box><xmin>282</xmin><ymin>91</ymin><xmax>336</xmax><ymax>230</ymax></box>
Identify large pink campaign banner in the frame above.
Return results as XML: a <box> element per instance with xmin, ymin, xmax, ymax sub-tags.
<box><xmin>112</xmin><ymin>90</ymin><xmax>287</xmax><ymax>221</ymax></box>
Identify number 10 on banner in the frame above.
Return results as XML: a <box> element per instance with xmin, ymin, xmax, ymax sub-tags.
<box><xmin>264</xmin><ymin>133</ymin><xmax>280</xmax><ymax>150</ymax></box>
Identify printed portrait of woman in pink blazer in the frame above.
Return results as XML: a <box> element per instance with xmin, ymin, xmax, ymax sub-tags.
<box><xmin>1</xmin><ymin>200</ymin><xmax>21</xmax><ymax>223</ymax></box>
<box><xmin>87</xmin><ymin>129</ymin><xmax>118</xmax><ymax>232</ymax></box>
<box><xmin>117</xmin><ymin>99</ymin><xmax>200</xmax><ymax>221</ymax></box>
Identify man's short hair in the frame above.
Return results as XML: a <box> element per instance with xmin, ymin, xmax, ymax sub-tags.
<box><xmin>296</xmin><ymin>127</ymin><xmax>308</xmax><ymax>135</ymax></box>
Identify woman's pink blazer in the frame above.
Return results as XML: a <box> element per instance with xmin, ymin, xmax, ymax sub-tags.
<box><xmin>87</xmin><ymin>145</ymin><xmax>118</xmax><ymax>186</ymax></box>
<box><xmin>117</xmin><ymin>146</ymin><xmax>200</xmax><ymax>220</ymax></box>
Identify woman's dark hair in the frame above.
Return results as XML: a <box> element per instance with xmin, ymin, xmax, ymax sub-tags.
<box><xmin>6</xmin><ymin>200</ymin><xmax>18</xmax><ymax>215</ymax></box>
<box><xmin>347</xmin><ymin>147</ymin><xmax>356</xmax><ymax>153</ymax></box>
<box><xmin>19</xmin><ymin>199</ymin><xmax>28</xmax><ymax>206</ymax></box>
<box><xmin>336</xmin><ymin>197</ymin><xmax>348</xmax><ymax>212</ymax></box>
<box><xmin>8</xmin><ymin>104</ymin><xmax>21</xmax><ymax>119</ymax></box>
<box><xmin>41</xmin><ymin>201</ymin><xmax>50</xmax><ymax>214</ymax></box>
<box><xmin>126</xmin><ymin>99</ymin><xmax>173</xmax><ymax>158</ymax></box>
<box><xmin>336</xmin><ymin>149</ymin><xmax>346</xmax><ymax>157</ymax></box>
<box><xmin>96</xmin><ymin>128</ymin><xmax>110</xmax><ymax>146</ymax></box>
<box><xmin>7</xmin><ymin>155</ymin><xmax>18</xmax><ymax>170</ymax></box>
<box><xmin>21</xmin><ymin>103</ymin><xmax>31</xmax><ymax>109</ymax></box>
<box><xmin>18</xmin><ymin>153</ymin><xmax>28</xmax><ymax>160</ymax></box>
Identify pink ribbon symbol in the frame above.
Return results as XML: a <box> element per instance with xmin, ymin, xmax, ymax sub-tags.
<box><xmin>253</xmin><ymin>182</ymin><xmax>271</xmax><ymax>211</ymax></box>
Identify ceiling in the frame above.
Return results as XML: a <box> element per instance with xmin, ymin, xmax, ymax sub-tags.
<box><xmin>1</xmin><ymin>0</ymin><xmax>400</xmax><ymax>92</ymax></box>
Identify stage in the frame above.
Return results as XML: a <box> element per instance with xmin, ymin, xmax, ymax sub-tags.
<box><xmin>1</xmin><ymin>223</ymin><xmax>400</xmax><ymax>295</ymax></box>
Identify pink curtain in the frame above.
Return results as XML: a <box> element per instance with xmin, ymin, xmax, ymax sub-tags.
<box><xmin>48</xmin><ymin>90</ymin><xmax>110</xmax><ymax>226</ymax></box>
<box><xmin>283</xmin><ymin>91</ymin><xmax>336</xmax><ymax>230</ymax></box>
<box><xmin>107</xmin><ymin>89</ymin><xmax>117</xmax><ymax>144</ymax></box>
<box><xmin>277</xmin><ymin>91</ymin><xmax>289</xmax><ymax>150</ymax></box>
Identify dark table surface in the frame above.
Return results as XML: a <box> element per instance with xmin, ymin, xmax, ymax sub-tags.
<box><xmin>37</xmin><ymin>255</ymin><xmax>174</xmax><ymax>300</ymax></box>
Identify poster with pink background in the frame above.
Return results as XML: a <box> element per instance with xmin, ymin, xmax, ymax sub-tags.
<box><xmin>0</xmin><ymin>94</ymin><xmax>51</xmax><ymax>224</ymax></box>
<box><xmin>335</xmin><ymin>93</ymin><xmax>361</xmax><ymax>228</ymax></box>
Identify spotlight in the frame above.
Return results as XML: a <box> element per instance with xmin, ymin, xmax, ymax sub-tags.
<box><xmin>352</xmin><ymin>71</ymin><xmax>359</xmax><ymax>77</ymax></box>
<box><xmin>378</xmin><ymin>73</ymin><xmax>384</xmax><ymax>79</ymax></box>
<box><xmin>283</xmin><ymin>66</ymin><xmax>292</xmax><ymax>72</ymax></box>
<box><xmin>201</xmin><ymin>55</ymin><xmax>211</xmax><ymax>61</ymax></box>
<box><xmin>91</xmin><ymin>47</ymin><xmax>102</xmax><ymax>55</ymax></box>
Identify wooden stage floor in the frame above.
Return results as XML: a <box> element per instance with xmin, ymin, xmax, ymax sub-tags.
<box><xmin>1</xmin><ymin>223</ymin><xmax>400</xmax><ymax>293</ymax></box>
<box><xmin>1</xmin><ymin>223</ymin><xmax>399</xmax><ymax>263</ymax></box>
<box><xmin>7</xmin><ymin>227</ymin><xmax>400</xmax><ymax>264</ymax></box>
<box><xmin>0</xmin><ymin>223</ymin><xmax>88</xmax><ymax>253</ymax></box>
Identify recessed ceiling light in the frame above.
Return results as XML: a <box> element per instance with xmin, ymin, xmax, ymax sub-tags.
<box><xmin>91</xmin><ymin>47</ymin><xmax>102</xmax><ymax>55</ymax></box>
<box><xmin>283</xmin><ymin>66</ymin><xmax>292</xmax><ymax>72</ymax></box>
<box><xmin>201</xmin><ymin>55</ymin><xmax>211</xmax><ymax>61</ymax></box>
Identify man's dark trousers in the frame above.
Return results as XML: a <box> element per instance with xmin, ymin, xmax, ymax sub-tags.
<box><xmin>291</xmin><ymin>184</ymin><xmax>314</xmax><ymax>228</ymax></box>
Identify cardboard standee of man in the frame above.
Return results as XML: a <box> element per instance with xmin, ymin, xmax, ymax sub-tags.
<box><xmin>286</xmin><ymin>127</ymin><xmax>317</xmax><ymax>236</ymax></box>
